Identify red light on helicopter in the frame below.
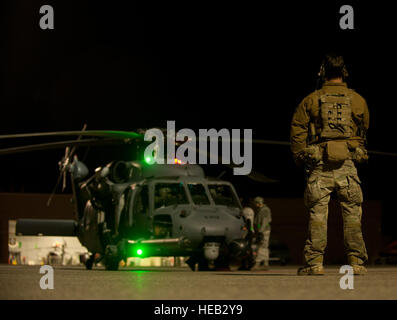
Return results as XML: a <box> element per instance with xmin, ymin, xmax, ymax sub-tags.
<box><xmin>174</xmin><ymin>158</ymin><xmax>182</xmax><ymax>165</ymax></box>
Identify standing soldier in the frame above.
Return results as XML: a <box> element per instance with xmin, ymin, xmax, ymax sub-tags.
<box><xmin>252</xmin><ymin>196</ymin><xmax>272</xmax><ymax>270</ymax></box>
<box><xmin>290</xmin><ymin>53</ymin><xmax>369</xmax><ymax>275</ymax></box>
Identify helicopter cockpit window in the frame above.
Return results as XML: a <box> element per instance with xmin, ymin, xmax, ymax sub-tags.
<box><xmin>154</xmin><ymin>183</ymin><xmax>189</xmax><ymax>209</ymax></box>
<box><xmin>208</xmin><ymin>184</ymin><xmax>240</xmax><ymax>208</ymax></box>
<box><xmin>187</xmin><ymin>183</ymin><xmax>210</xmax><ymax>205</ymax></box>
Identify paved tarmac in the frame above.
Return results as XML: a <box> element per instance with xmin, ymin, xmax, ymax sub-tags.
<box><xmin>1</xmin><ymin>264</ymin><xmax>397</xmax><ymax>300</ymax></box>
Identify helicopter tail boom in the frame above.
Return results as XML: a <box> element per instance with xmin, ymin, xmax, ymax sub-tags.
<box><xmin>16</xmin><ymin>219</ymin><xmax>78</xmax><ymax>237</ymax></box>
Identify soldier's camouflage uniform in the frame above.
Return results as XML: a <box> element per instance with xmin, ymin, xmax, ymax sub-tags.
<box><xmin>290</xmin><ymin>81</ymin><xmax>369</xmax><ymax>267</ymax></box>
<box><xmin>254</xmin><ymin>204</ymin><xmax>272</xmax><ymax>266</ymax></box>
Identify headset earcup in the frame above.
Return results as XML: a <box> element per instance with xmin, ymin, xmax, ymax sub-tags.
<box><xmin>342</xmin><ymin>65</ymin><xmax>348</xmax><ymax>79</ymax></box>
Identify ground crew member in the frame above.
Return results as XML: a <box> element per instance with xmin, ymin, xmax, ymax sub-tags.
<box><xmin>290</xmin><ymin>53</ymin><xmax>369</xmax><ymax>275</ymax></box>
<box><xmin>252</xmin><ymin>196</ymin><xmax>272</xmax><ymax>270</ymax></box>
<box><xmin>241</xmin><ymin>206</ymin><xmax>255</xmax><ymax>232</ymax></box>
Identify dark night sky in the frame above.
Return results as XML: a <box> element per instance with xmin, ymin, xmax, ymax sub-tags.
<box><xmin>1</xmin><ymin>2</ymin><xmax>397</xmax><ymax>233</ymax></box>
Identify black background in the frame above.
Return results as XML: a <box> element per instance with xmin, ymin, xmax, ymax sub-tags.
<box><xmin>1</xmin><ymin>2</ymin><xmax>396</xmax><ymax>236</ymax></box>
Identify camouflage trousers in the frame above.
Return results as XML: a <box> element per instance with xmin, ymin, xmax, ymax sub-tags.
<box><xmin>254</xmin><ymin>229</ymin><xmax>271</xmax><ymax>265</ymax></box>
<box><xmin>303</xmin><ymin>160</ymin><xmax>368</xmax><ymax>266</ymax></box>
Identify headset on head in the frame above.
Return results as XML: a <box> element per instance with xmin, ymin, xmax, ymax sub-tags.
<box><xmin>317</xmin><ymin>58</ymin><xmax>349</xmax><ymax>80</ymax></box>
<box><xmin>316</xmin><ymin>56</ymin><xmax>348</xmax><ymax>90</ymax></box>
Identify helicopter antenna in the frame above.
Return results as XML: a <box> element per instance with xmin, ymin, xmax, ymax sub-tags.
<box><xmin>46</xmin><ymin>124</ymin><xmax>87</xmax><ymax>207</ymax></box>
<box><xmin>217</xmin><ymin>171</ymin><xmax>226</xmax><ymax>179</ymax></box>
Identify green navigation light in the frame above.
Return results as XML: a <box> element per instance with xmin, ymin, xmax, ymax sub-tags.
<box><xmin>137</xmin><ymin>249</ymin><xmax>143</xmax><ymax>256</ymax></box>
<box><xmin>145</xmin><ymin>156</ymin><xmax>154</xmax><ymax>164</ymax></box>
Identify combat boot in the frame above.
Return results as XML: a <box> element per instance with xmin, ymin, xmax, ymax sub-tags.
<box><xmin>351</xmin><ymin>265</ymin><xmax>367</xmax><ymax>275</ymax></box>
<box><xmin>251</xmin><ymin>265</ymin><xmax>269</xmax><ymax>271</ymax></box>
<box><xmin>297</xmin><ymin>265</ymin><xmax>324</xmax><ymax>276</ymax></box>
<box><xmin>251</xmin><ymin>262</ymin><xmax>269</xmax><ymax>271</ymax></box>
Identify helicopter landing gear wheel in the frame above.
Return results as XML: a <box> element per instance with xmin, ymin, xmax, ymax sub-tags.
<box><xmin>105</xmin><ymin>257</ymin><xmax>119</xmax><ymax>271</ymax></box>
<box><xmin>104</xmin><ymin>245</ymin><xmax>120</xmax><ymax>271</ymax></box>
<box><xmin>238</xmin><ymin>252</ymin><xmax>256</xmax><ymax>270</ymax></box>
<box><xmin>85</xmin><ymin>254</ymin><xmax>95</xmax><ymax>270</ymax></box>
<box><xmin>197</xmin><ymin>260</ymin><xmax>212</xmax><ymax>271</ymax></box>
<box><xmin>196</xmin><ymin>253</ymin><xmax>214</xmax><ymax>271</ymax></box>
<box><xmin>186</xmin><ymin>254</ymin><xmax>213</xmax><ymax>271</ymax></box>
<box><xmin>228</xmin><ymin>261</ymin><xmax>242</xmax><ymax>272</ymax></box>
<box><xmin>225</xmin><ymin>254</ymin><xmax>255</xmax><ymax>271</ymax></box>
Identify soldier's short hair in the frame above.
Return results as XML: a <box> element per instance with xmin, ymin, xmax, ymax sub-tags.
<box><xmin>321</xmin><ymin>53</ymin><xmax>348</xmax><ymax>80</ymax></box>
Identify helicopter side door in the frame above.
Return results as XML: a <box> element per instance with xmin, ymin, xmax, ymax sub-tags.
<box><xmin>130</xmin><ymin>183</ymin><xmax>152</xmax><ymax>239</ymax></box>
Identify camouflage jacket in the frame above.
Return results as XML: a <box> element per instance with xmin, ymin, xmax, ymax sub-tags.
<box><xmin>254</xmin><ymin>204</ymin><xmax>272</xmax><ymax>233</ymax></box>
<box><xmin>290</xmin><ymin>81</ymin><xmax>369</xmax><ymax>164</ymax></box>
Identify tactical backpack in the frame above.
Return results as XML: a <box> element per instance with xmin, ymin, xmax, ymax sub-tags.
<box><xmin>319</xmin><ymin>92</ymin><xmax>353</xmax><ymax>140</ymax></box>
<box><xmin>305</xmin><ymin>89</ymin><xmax>367</xmax><ymax>164</ymax></box>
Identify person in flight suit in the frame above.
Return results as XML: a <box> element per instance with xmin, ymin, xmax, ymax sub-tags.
<box><xmin>290</xmin><ymin>53</ymin><xmax>369</xmax><ymax>275</ymax></box>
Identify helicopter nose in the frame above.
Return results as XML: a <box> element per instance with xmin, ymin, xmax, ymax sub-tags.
<box><xmin>180</xmin><ymin>207</ymin><xmax>243</xmax><ymax>244</ymax></box>
<box><xmin>200</xmin><ymin>225</ymin><xmax>228</xmax><ymax>236</ymax></box>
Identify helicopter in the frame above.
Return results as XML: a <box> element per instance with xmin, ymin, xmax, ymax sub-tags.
<box><xmin>1</xmin><ymin>128</ymin><xmax>264</xmax><ymax>271</ymax></box>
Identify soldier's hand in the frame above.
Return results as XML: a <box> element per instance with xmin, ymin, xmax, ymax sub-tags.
<box><xmin>352</xmin><ymin>147</ymin><xmax>368</xmax><ymax>163</ymax></box>
<box><xmin>303</xmin><ymin>145</ymin><xmax>322</xmax><ymax>164</ymax></box>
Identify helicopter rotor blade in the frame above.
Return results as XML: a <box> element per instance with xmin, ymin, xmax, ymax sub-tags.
<box><xmin>193</xmin><ymin>143</ymin><xmax>278</xmax><ymax>183</ymax></box>
<box><xmin>0</xmin><ymin>130</ymin><xmax>144</xmax><ymax>140</ymax></box>
<box><xmin>68</xmin><ymin>124</ymin><xmax>88</xmax><ymax>158</ymax></box>
<box><xmin>48</xmin><ymin>125</ymin><xmax>88</xmax><ymax>207</ymax></box>
<box><xmin>192</xmin><ymin>137</ymin><xmax>291</xmax><ymax>146</ymax></box>
<box><xmin>46</xmin><ymin>168</ymin><xmax>65</xmax><ymax>207</ymax></box>
<box><xmin>195</xmin><ymin>137</ymin><xmax>397</xmax><ymax>157</ymax></box>
<box><xmin>2</xmin><ymin>128</ymin><xmax>396</xmax><ymax>157</ymax></box>
<box><xmin>367</xmin><ymin>150</ymin><xmax>397</xmax><ymax>157</ymax></box>
<box><xmin>61</xmin><ymin>146</ymin><xmax>70</xmax><ymax>192</ymax></box>
<box><xmin>61</xmin><ymin>124</ymin><xmax>88</xmax><ymax>192</ymax></box>
<box><xmin>0</xmin><ymin>138</ymin><xmax>126</xmax><ymax>156</ymax></box>
<box><xmin>243</xmin><ymin>139</ymin><xmax>397</xmax><ymax>157</ymax></box>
